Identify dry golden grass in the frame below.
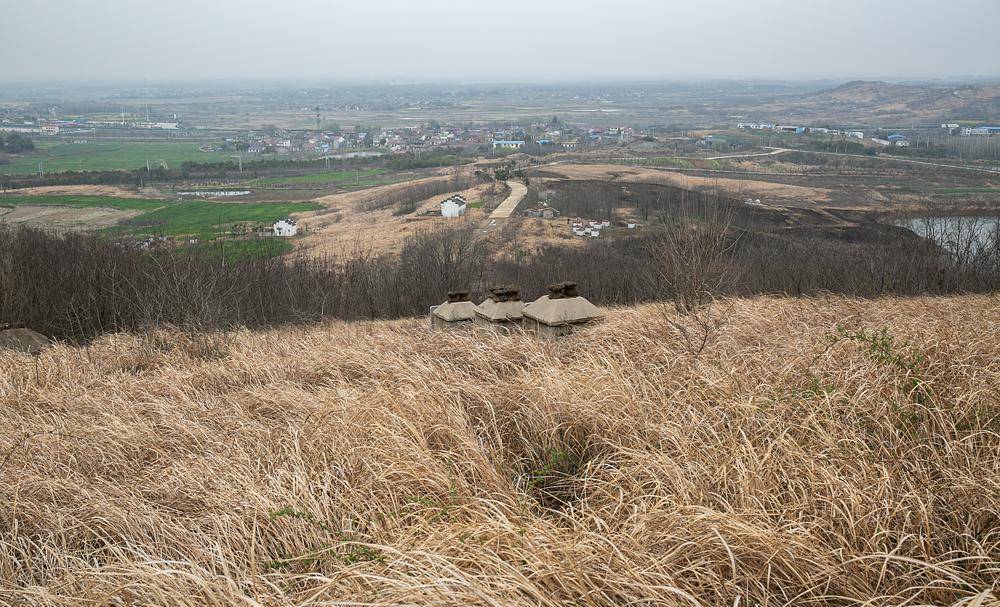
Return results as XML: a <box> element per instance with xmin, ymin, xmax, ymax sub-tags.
<box><xmin>4</xmin><ymin>185</ymin><xmax>154</xmax><ymax>198</ymax></box>
<box><xmin>299</xmin><ymin>181</ymin><xmax>492</xmax><ymax>258</ymax></box>
<box><xmin>1</xmin><ymin>295</ymin><xmax>998</xmax><ymax>606</ymax></box>
<box><xmin>539</xmin><ymin>163</ymin><xmax>833</xmax><ymax>202</ymax></box>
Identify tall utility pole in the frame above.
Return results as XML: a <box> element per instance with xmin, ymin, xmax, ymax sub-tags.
<box><xmin>315</xmin><ymin>106</ymin><xmax>321</xmax><ymax>132</ymax></box>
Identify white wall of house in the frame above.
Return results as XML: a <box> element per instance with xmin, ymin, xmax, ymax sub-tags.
<box><xmin>273</xmin><ymin>220</ymin><xmax>298</xmax><ymax>237</ymax></box>
<box><xmin>441</xmin><ymin>198</ymin><xmax>466</xmax><ymax>218</ymax></box>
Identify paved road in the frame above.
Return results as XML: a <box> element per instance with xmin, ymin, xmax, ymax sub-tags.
<box><xmin>768</xmin><ymin>147</ymin><xmax>1000</xmax><ymax>174</ymax></box>
<box><xmin>489</xmin><ymin>180</ymin><xmax>528</xmax><ymax>219</ymax></box>
<box><xmin>571</xmin><ymin>149</ymin><xmax>791</xmax><ymax>164</ymax></box>
<box><xmin>705</xmin><ymin>148</ymin><xmax>790</xmax><ymax>161</ymax></box>
<box><xmin>478</xmin><ymin>180</ymin><xmax>529</xmax><ymax>234</ymax></box>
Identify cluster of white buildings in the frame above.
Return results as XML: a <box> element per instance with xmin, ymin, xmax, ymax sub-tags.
<box><xmin>0</xmin><ymin>122</ymin><xmax>61</xmax><ymax>135</ymax></box>
<box><xmin>572</xmin><ymin>220</ymin><xmax>610</xmax><ymax>238</ymax></box>
<box><xmin>941</xmin><ymin>123</ymin><xmax>1000</xmax><ymax>136</ymax></box>
<box><xmin>960</xmin><ymin>126</ymin><xmax>1000</xmax><ymax>137</ymax></box>
<box><xmin>240</xmin><ymin>131</ymin><xmax>358</xmax><ymax>156</ymax></box>
<box><xmin>492</xmin><ymin>140</ymin><xmax>525</xmax><ymax>150</ymax></box>
<box><xmin>736</xmin><ymin>122</ymin><xmax>864</xmax><ymax>139</ymax></box>
<box><xmin>0</xmin><ymin>119</ymin><xmax>179</xmax><ymax>136</ymax></box>
<box><xmin>570</xmin><ymin>219</ymin><xmax>640</xmax><ymax>238</ymax></box>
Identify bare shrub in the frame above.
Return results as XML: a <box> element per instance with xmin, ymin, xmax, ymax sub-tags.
<box><xmin>644</xmin><ymin>193</ymin><xmax>744</xmax><ymax>353</ymax></box>
<box><xmin>647</xmin><ymin>192</ymin><xmax>742</xmax><ymax>313</ymax></box>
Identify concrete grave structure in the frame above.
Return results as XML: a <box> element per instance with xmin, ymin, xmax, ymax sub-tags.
<box><xmin>522</xmin><ymin>282</ymin><xmax>604</xmax><ymax>338</ymax></box>
<box><xmin>0</xmin><ymin>327</ymin><xmax>50</xmax><ymax>355</ymax></box>
<box><xmin>430</xmin><ymin>290</ymin><xmax>476</xmax><ymax>330</ymax></box>
<box><xmin>473</xmin><ymin>286</ymin><xmax>524</xmax><ymax>330</ymax></box>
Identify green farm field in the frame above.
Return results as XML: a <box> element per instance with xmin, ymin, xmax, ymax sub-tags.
<box><xmin>116</xmin><ymin>199</ymin><xmax>321</xmax><ymax>239</ymax></box>
<box><xmin>0</xmin><ymin>195</ymin><xmax>320</xmax><ymax>240</ymax></box>
<box><xmin>0</xmin><ymin>140</ymin><xmax>235</xmax><ymax>174</ymax></box>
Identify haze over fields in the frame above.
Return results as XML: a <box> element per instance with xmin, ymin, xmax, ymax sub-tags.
<box><xmin>4</xmin><ymin>0</ymin><xmax>1000</xmax><ymax>82</ymax></box>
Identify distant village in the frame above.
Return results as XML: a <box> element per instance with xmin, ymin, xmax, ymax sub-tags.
<box><xmin>737</xmin><ymin>122</ymin><xmax>866</xmax><ymax>139</ymax></box>
<box><xmin>217</xmin><ymin>121</ymin><xmax>643</xmax><ymax>157</ymax></box>
<box><xmin>4</xmin><ymin>108</ymin><xmax>996</xmax><ymax>164</ymax></box>
<box><xmin>0</xmin><ymin>111</ymin><xmax>645</xmax><ymax>159</ymax></box>
<box><xmin>736</xmin><ymin>120</ymin><xmax>1000</xmax><ymax>147</ymax></box>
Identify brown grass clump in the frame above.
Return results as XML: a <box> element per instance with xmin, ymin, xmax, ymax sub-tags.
<box><xmin>1</xmin><ymin>296</ymin><xmax>998</xmax><ymax>606</ymax></box>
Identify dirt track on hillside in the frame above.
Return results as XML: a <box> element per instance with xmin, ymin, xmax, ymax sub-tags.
<box><xmin>3</xmin><ymin>185</ymin><xmax>159</xmax><ymax>198</ymax></box>
<box><xmin>538</xmin><ymin>163</ymin><xmax>832</xmax><ymax>202</ymax></box>
<box><xmin>0</xmin><ymin>205</ymin><xmax>143</xmax><ymax>229</ymax></box>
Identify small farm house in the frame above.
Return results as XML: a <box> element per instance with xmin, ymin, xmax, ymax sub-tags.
<box><xmin>272</xmin><ymin>218</ymin><xmax>298</xmax><ymax>237</ymax></box>
<box><xmin>441</xmin><ymin>195</ymin><xmax>468</xmax><ymax>218</ymax></box>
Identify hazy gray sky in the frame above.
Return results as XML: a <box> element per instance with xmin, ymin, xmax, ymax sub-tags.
<box><xmin>5</xmin><ymin>0</ymin><xmax>999</xmax><ymax>82</ymax></box>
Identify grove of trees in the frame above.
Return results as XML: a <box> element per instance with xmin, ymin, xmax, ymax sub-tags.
<box><xmin>0</xmin><ymin>132</ymin><xmax>35</xmax><ymax>153</ymax></box>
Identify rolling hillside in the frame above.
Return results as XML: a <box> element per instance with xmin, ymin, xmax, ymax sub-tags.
<box><xmin>1</xmin><ymin>295</ymin><xmax>998</xmax><ymax>606</ymax></box>
<box><xmin>767</xmin><ymin>80</ymin><xmax>1000</xmax><ymax>124</ymax></box>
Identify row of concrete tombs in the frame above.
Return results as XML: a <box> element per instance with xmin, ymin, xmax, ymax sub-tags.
<box><xmin>430</xmin><ymin>282</ymin><xmax>604</xmax><ymax>337</ymax></box>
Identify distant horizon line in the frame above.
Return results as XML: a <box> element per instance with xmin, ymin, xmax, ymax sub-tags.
<box><xmin>3</xmin><ymin>75</ymin><xmax>1000</xmax><ymax>88</ymax></box>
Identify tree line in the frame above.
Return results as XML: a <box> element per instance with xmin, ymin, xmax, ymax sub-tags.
<box><xmin>1</xmin><ymin>201</ymin><xmax>997</xmax><ymax>341</ymax></box>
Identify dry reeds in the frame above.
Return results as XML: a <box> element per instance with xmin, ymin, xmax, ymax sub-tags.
<box><xmin>0</xmin><ymin>295</ymin><xmax>997</xmax><ymax>606</ymax></box>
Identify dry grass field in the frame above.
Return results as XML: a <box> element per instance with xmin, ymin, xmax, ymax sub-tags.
<box><xmin>1</xmin><ymin>185</ymin><xmax>155</xmax><ymax>198</ymax></box>
<box><xmin>1</xmin><ymin>296</ymin><xmax>998</xmax><ymax>606</ymax></box>
<box><xmin>537</xmin><ymin>163</ymin><xmax>833</xmax><ymax>203</ymax></box>
<box><xmin>0</xmin><ymin>205</ymin><xmax>144</xmax><ymax>230</ymax></box>
<box><xmin>300</xmin><ymin>179</ymin><xmax>494</xmax><ymax>257</ymax></box>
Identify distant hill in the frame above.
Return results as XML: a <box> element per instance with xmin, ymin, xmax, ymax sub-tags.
<box><xmin>816</xmin><ymin>80</ymin><xmax>928</xmax><ymax>103</ymax></box>
<box><xmin>799</xmin><ymin>80</ymin><xmax>1000</xmax><ymax>123</ymax></box>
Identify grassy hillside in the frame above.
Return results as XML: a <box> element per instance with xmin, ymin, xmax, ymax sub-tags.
<box><xmin>752</xmin><ymin>80</ymin><xmax>1000</xmax><ymax>124</ymax></box>
<box><xmin>1</xmin><ymin>296</ymin><xmax>998</xmax><ymax>606</ymax></box>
